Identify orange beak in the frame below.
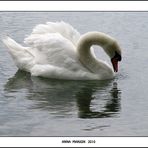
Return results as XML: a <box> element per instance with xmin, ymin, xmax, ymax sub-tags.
<box><xmin>111</xmin><ymin>58</ymin><xmax>118</xmax><ymax>72</ymax></box>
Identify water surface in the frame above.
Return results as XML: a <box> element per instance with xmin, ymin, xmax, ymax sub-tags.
<box><xmin>0</xmin><ymin>12</ymin><xmax>148</xmax><ymax>136</ymax></box>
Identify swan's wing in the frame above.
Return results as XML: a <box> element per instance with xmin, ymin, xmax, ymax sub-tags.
<box><xmin>24</xmin><ymin>21</ymin><xmax>81</xmax><ymax>46</ymax></box>
<box><xmin>26</xmin><ymin>33</ymin><xmax>82</xmax><ymax>70</ymax></box>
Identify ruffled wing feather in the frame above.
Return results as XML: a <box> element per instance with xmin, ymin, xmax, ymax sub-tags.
<box><xmin>24</xmin><ymin>21</ymin><xmax>80</xmax><ymax>46</ymax></box>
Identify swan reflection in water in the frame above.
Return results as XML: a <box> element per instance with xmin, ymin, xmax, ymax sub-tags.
<box><xmin>76</xmin><ymin>81</ymin><xmax>121</xmax><ymax>118</ymax></box>
<box><xmin>4</xmin><ymin>70</ymin><xmax>121</xmax><ymax>119</ymax></box>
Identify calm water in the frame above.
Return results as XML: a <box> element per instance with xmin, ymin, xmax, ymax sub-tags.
<box><xmin>0</xmin><ymin>12</ymin><xmax>148</xmax><ymax>136</ymax></box>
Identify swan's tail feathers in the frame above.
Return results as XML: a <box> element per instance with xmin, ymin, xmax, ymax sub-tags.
<box><xmin>3</xmin><ymin>36</ymin><xmax>24</xmax><ymax>51</ymax></box>
<box><xmin>2</xmin><ymin>36</ymin><xmax>35</xmax><ymax>71</ymax></box>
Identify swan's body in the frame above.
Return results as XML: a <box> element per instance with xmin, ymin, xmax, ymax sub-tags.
<box><xmin>3</xmin><ymin>21</ymin><xmax>122</xmax><ymax>80</ymax></box>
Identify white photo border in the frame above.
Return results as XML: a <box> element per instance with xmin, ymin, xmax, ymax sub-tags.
<box><xmin>0</xmin><ymin>1</ymin><xmax>148</xmax><ymax>11</ymax></box>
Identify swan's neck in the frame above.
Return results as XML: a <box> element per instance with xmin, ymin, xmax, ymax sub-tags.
<box><xmin>77</xmin><ymin>32</ymin><xmax>115</xmax><ymax>78</ymax></box>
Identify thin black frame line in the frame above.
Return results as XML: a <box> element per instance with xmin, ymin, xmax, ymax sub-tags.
<box><xmin>0</xmin><ymin>135</ymin><xmax>147</xmax><ymax>137</ymax></box>
<box><xmin>1</xmin><ymin>10</ymin><xmax>148</xmax><ymax>12</ymax></box>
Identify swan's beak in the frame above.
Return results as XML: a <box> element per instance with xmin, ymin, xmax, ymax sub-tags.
<box><xmin>111</xmin><ymin>51</ymin><xmax>122</xmax><ymax>72</ymax></box>
<box><xmin>111</xmin><ymin>58</ymin><xmax>118</xmax><ymax>72</ymax></box>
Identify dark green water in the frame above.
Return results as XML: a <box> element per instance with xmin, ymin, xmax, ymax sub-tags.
<box><xmin>0</xmin><ymin>12</ymin><xmax>148</xmax><ymax>136</ymax></box>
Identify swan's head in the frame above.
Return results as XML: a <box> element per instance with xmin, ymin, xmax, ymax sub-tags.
<box><xmin>104</xmin><ymin>40</ymin><xmax>122</xmax><ymax>72</ymax></box>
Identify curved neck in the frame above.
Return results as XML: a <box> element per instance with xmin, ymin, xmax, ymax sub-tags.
<box><xmin>77</xmin><ymin>32</ymin><xmax>115</xmax><ymax>75</ymax></box>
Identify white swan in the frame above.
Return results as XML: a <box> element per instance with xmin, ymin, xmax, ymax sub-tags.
<box><xmin>3</xmin><ymin>21</ymin><xmax>122</xmax><ymax>80</ymax></box>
